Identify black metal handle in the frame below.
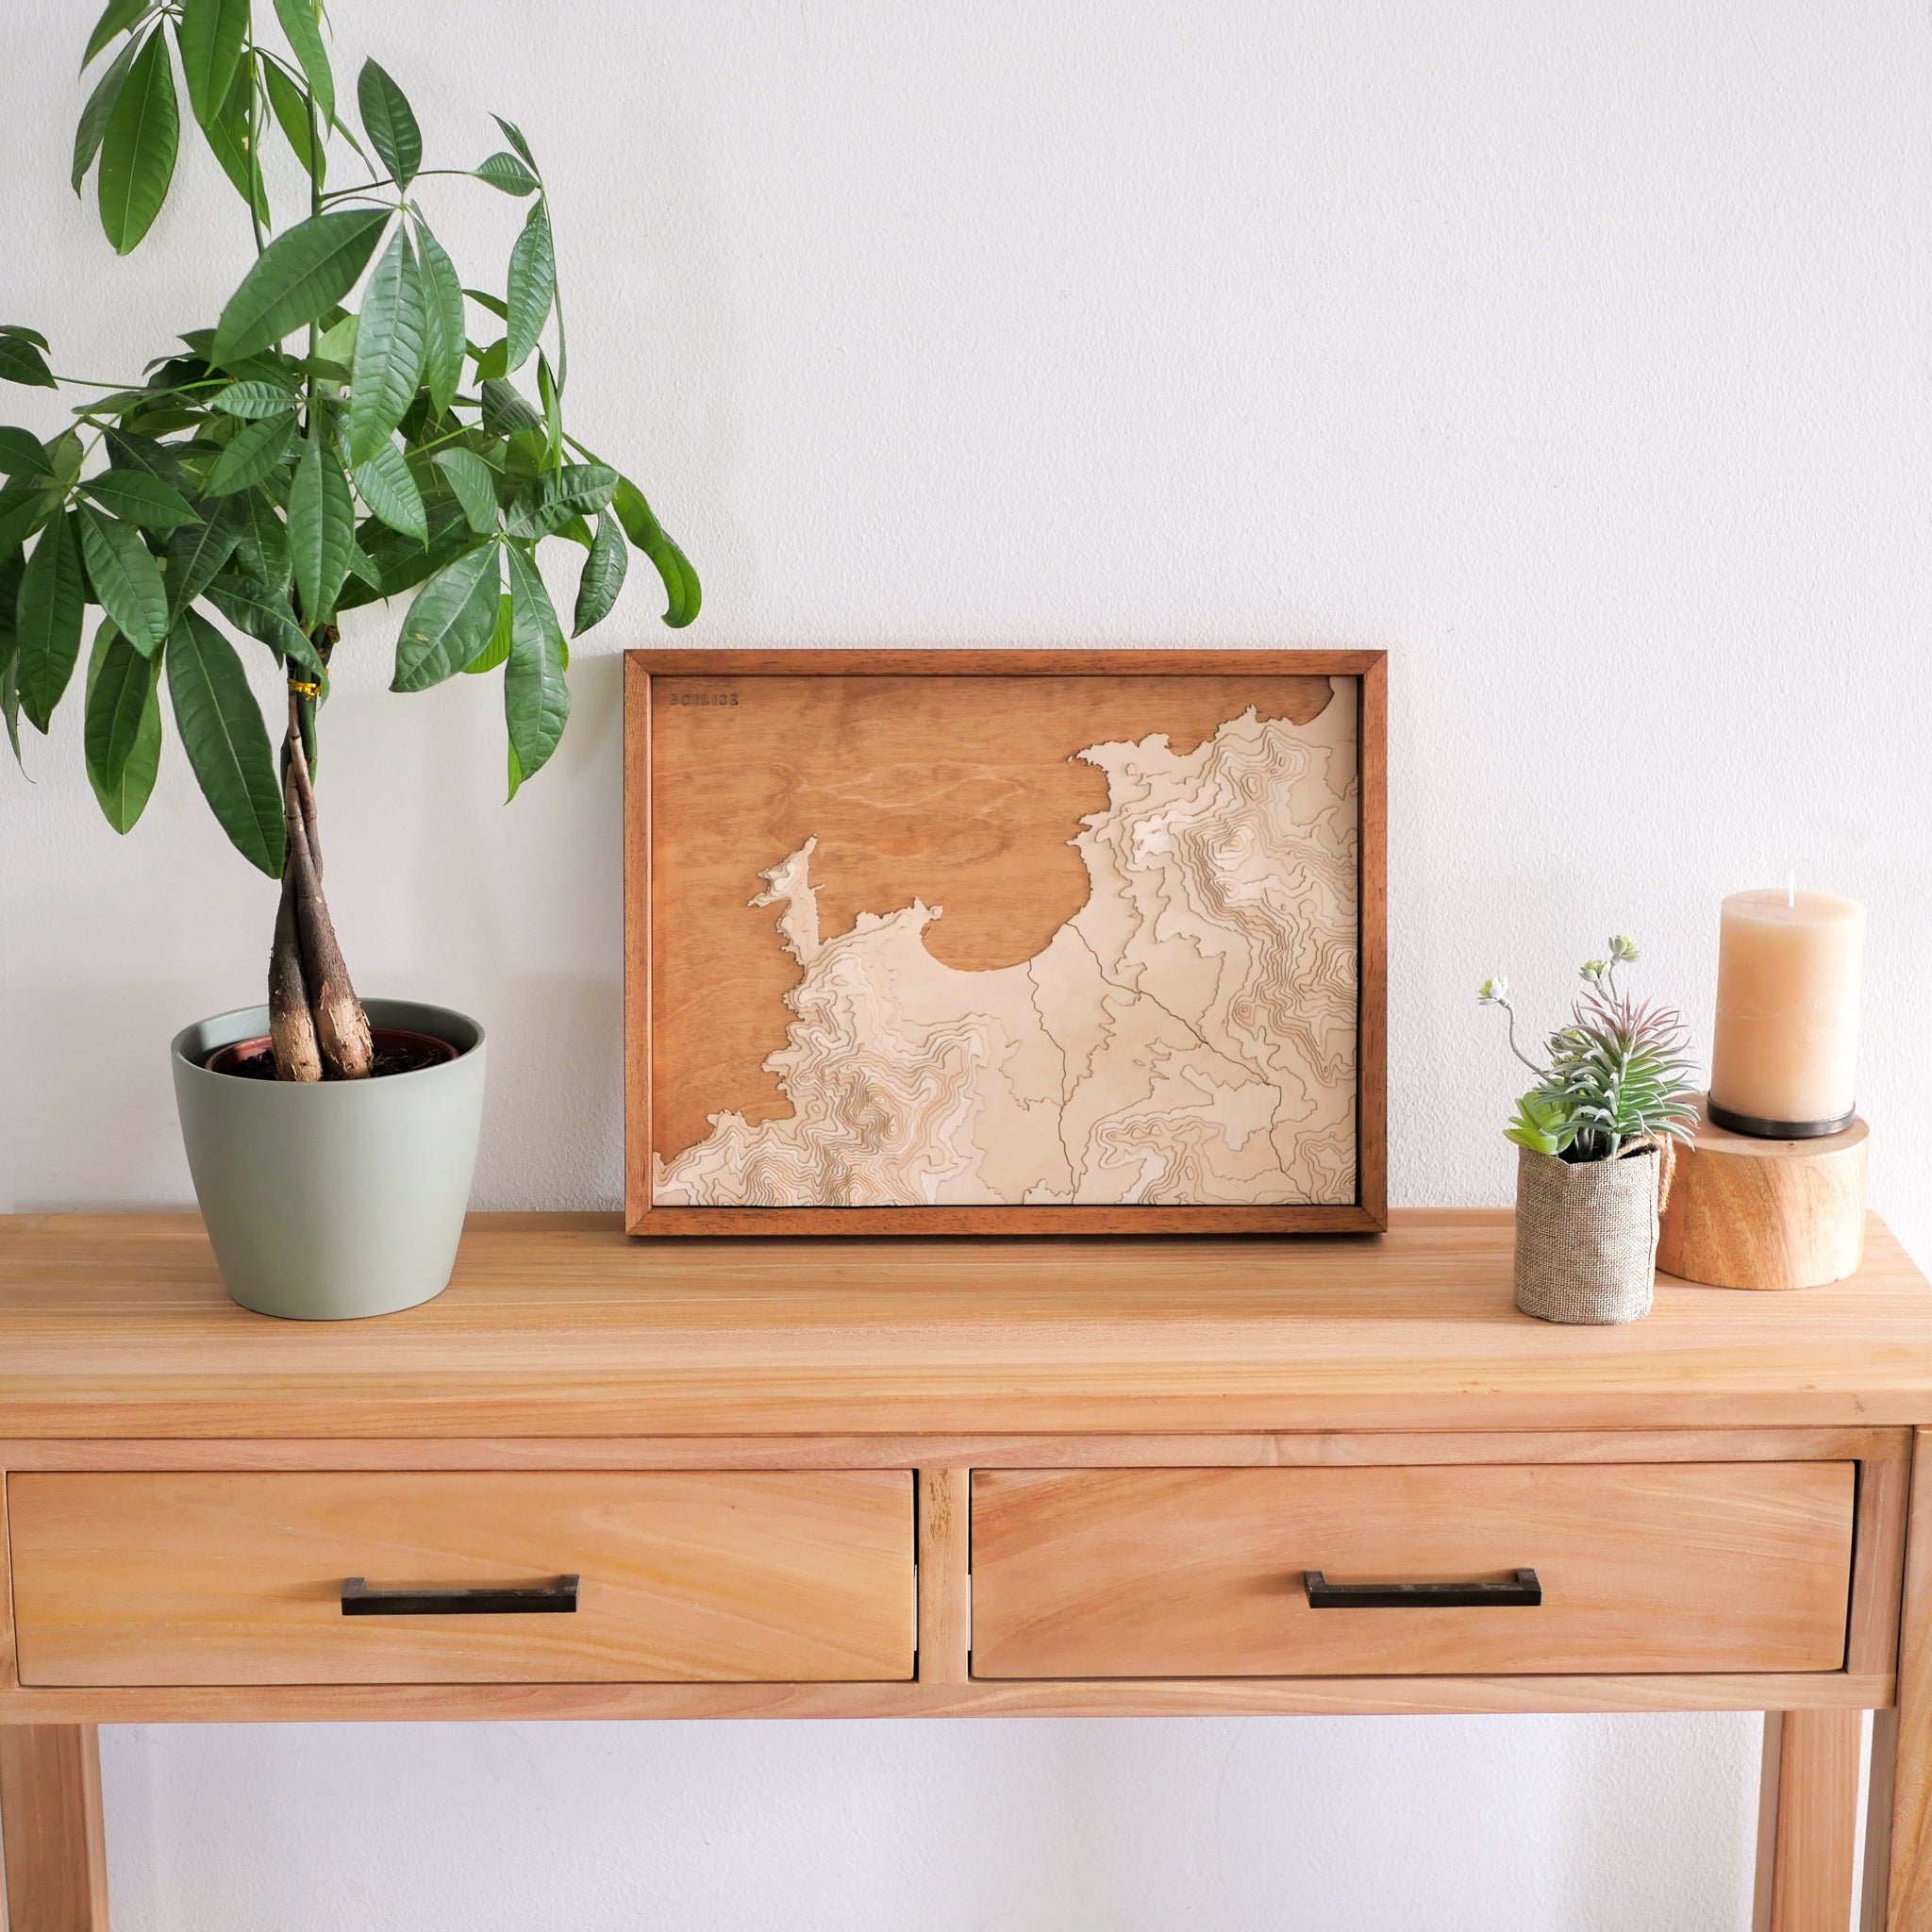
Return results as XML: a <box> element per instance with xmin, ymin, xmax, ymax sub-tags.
<box><xmin>341</xmin><ymin>1574</ymin><xmax>580</xmax><ymax>1616</ymax></box>
<box><xmin>1303</xmin><ymin>1568</ymin><xmax>1541</xmax><ymax>1609</ymax></box>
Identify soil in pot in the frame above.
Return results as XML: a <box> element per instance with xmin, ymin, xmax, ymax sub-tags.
<box><xmin>204</xmin><ymin>1029</ymin><xmax>459</xmax><ymax>1080</ymax></box>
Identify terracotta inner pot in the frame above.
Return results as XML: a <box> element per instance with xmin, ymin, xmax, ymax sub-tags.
<box><xmin>203</xmin><ymin>1028</ymin><xmax>461</xmax><ymax>1081</ymax></box>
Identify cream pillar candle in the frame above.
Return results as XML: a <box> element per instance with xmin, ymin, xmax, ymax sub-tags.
<box><xmin>1707</xmin><ymin>888</ymin><xmax>1865</xmax><ymax>1136</ymax></box>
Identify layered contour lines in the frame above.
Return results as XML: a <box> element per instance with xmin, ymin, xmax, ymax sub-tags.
<box><xmin>654</xmin><ymin>683</ymin><xmax>1358</xmax><ymax>1207</ymax></box>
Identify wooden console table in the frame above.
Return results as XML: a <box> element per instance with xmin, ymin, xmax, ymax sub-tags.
<box><xmin>4</xmin><ymin>1208</ymin><xmax>1932</xmax><ymax>1931</ymax></box>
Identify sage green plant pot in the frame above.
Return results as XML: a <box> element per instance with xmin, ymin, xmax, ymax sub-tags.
<box><xmin>171</xmin><ymin>998</ymin><xmax>486</xmax><ymax>1321</ymax></box>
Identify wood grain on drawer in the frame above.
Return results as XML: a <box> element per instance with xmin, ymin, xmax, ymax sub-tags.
<box><xmin>8</xmin><ymin>1472</ymin><xmax>913</xmax><ymax>1686</ymax></box>
<box><xmin>970</xmin><ymin>1464</ymin><xmax>1855</xmax><ymax>1678</ymax></box>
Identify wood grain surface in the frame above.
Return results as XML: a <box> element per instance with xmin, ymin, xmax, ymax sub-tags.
<box><xmin>916</xmin><ymin>1468</ymin><xmax>972</xmax><ymax>1684</ymax></box>
<box><xmin>970</xmin><ymin>1463</ymin><xmax>1856</xmax><ymax>1679</ymax></box>
<box><xmin>8</xmin><ymin>1471</ymin><xmax>914</xmax><ymax>1687</ymax></box>
<box><xmin>1</xmin><ymin>1210</ymin><xmax>1930</xmax><ymax>1438</ymax></box>
<box><xmin>625</xmin><ymin>649</ymin><xmax>1388</xmax><ymax>1235</ymax></box>
<box><xmin>0</xmin><ymin>1426</ymin><xmax>1896</xmax><ymax>1473</ymax></box>
<box><xmin>0</xmin><ymin>1671</ymin><xmax>1896</xmax><ymax>1729</ymax></box>
<box><xmin>1658</xmin><ymin>1100</ymin><xmax>1870</xmax><ymax>1291</ymax></box>
<box><xmin>0</xmin><ymin>1724</ymin><xmax>108</xmax><ymax>1932</ymax></box>
<box><xmin>1887</xmin><ymin>1427</ymin><xmax>1932</xmax><ymax>1926</ymax></box>
<box><xmin>1770</xmin><ymin>1707</ymin><xmax>1863</xmax><ymax>1931</ymax></box>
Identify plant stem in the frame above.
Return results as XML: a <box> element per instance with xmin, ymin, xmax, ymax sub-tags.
<box><xmin>319</xmin><ymin>170</ymin><xmax>473</xmax><ymax>205</ymax></box>
<box><xmin>243</xmin><ymin>36</ymin><xmax>267</xmax><ymax>258</ymax></box>
<box><xmin>264</xmin><ymin>81</ymin><xmax>375</xmax><ymax>1083</ymax></box>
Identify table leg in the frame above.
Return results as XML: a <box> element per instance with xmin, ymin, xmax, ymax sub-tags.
<box><xmin>1888</xmin><ymin>1427</ymin><xmax>1932</xmax><ymax>1928</ymax></box>
<box><xmin>1766</xmin><ymin>1707</ymin><xmax>1861</xmax><ymax>1932</ymax></box>
<box><xmin>0</xmin><ymin>1725</ymin><xmax>109</xmax><ymax>1932</ymax></box>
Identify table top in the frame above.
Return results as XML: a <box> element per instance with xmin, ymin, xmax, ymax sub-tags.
<box><xmin>0</xmin><ymin>1210</ymin><xmax>1927</xmax><ymax>1439</ymax></box>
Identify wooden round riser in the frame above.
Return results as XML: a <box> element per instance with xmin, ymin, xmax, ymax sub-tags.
<box><xmin>1657</xmin><ymin>1098</ymin><xmax>1869</xmax><ymax>1291</ymax></box>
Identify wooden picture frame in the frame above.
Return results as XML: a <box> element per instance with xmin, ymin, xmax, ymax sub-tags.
<box><xmin>625</xmin><ymin>649</ymin><xmax>1387</xmax><ymax>1236</ymax></box>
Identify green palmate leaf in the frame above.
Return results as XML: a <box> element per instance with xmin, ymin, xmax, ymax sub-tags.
<box><xmin>0</xmin><ymin>485</ymin><xmax>62</xmax><ymax>558</ymax></box>
<box><xmin>336</xmin><ymin>495</ymin><xmax>472</xmax><ymax>608</ymax></box>
<box><xmin>122</xmin><ymin>405</ymin><xmax>204</xmax><ymax>438</ymax></box>
<box><xmin>288</xmin><ymin>428</ymin><xmax>355</xmax><ymax>622</ymax></box>
<box><xmin>475</xmin><ymin>150</ymin><xmax>539</xmax><ymax>196</ymax></box>
<box><xmin>504</xmin><ymin>200</ymin><xmax>554</xmax><ymax>373</ymax></box>
<box><xmin>433</xmin><ymin>447</ymin><xmax>499</xmax><ymax>535</ymax></box>
<box><xmin>75</xmin><ymin>506</ymin><xmax>169</xmax><ymax>657</ymax></box>
<box><xmin>464</xmin><ymin>590</ymin><xmax>511</xmax><ymax>673</ymax></box>
<box><xmin>491</xmin><ymin>114</ymin><xmax>538</xmax><ymax>172</ymax></box>
<box><xmin>471</xmin><ymin>338</ymin><xmax>508</xmax><ymax>382</ymax></box>
<box><xmin>84</xmin><ymin>618</ymin><xmax>162</xmax><ymax>829</ymax></box>
<box><xmin>165</xmin><ymin>608</ymin><xmax>284</xmax><ymax>874</ymax></box>
<box><xmin>480</xmin><ymin>376</ymin><xmax>541</xmax><ymax>437</ymax></box>
<box><xmin>202</xmin><ymin>571</ymin><xmax>324</xmax><ymax>677</ymax></box>
<box><xmin>413</xmin><ymin>222</ymin><xmax>465</xmax><ymax>416</ymax></box>
<box><xmin>262</xmin><ymin>58</ymin><xmax>323</xmax><ymax>184</ymax></box>
<box><xmin>97</xmin><ymin>28</ymin><xmax>178</xmax><ymax>255</ymax></box>
<box><xmin>15</xmin><ymin>514</ymin><xmax>87</xmax><ymax>730</ymax></box>
<box><xmin>343</xmin><ymin>532</ymin><xmax>381</xmax><ymax>587</ymax></box>
<box><xmin>537</xmin><ymin>350</ymin><xmax>562</xmax><ymax>461</ymax></box>
<box><xmin>391</xmin><ymin>541</ymin><xmax>499</xmax><ymax>691</ymax></box>
<box><xmin>611</xmin><ymin>475</ymin><xmax>701</xmax><ymax>627</ymax></box>
<box><xmin>234</xmin><ymin>484</ymin><xmax>290</xmax><ymax>591</ymax></box>
<box><xmin>358</xmin><ymin>59</ymin><xmax>421</xmax><ymax>190</ymax></box>
<box><xmin>204</xmin><ymin>410</ymin><xmax>296</xmax><ymax>494</ymax></box>
<box><xmin>314</xmin><ymin>308</ymin><xmax>358</xmax><ymax>366</ymax></box>
<box><xmin>574</xmin><ymin>508</ymin><xmax>627</xmax><ymax>635</ymax></box>
<box><xmin>79</xmin><ymin>386</ymin><xmax>160</xmax><ymax>418</ymax></box>
<box><xmin>212</xmin><ymin>208</ymin><xmax>390</xmax><ymax>364</ymax></box>
<box><xmin>272</xmin><ymin>0</ymin><xmax>335</xmax><ymax>127</ymax></box>
<box><xmin>0</xmin><ymin>429</ymin><xmax>55</xmax><ymax>480</ymax></box>
<box><xmin>0</xmin><ymin>338</ymin><xmax>57</xmax><ymax>390</ymax></box>
<box><xmin>0</xmin><ymin>650</ymin><xmax>21</xmax><ymax>763</ymax></box>
<box><xmin>209</xmin><ymin>379</ymin><xmax>299</xmax><ymax>419</ymax></box>
<box><xmin>78</xmin><ymin>469</ymin><xmax>201</xmax><ymax>530</ymax></box>
<box><xmin>504</xmin><ymin>461</ymin><xmax>616</xmax><ymax>540</ymax></box>
<box><xmin>463</xmin><ymin>287</ymin><xmax>508</xmax><ymax>322</ymax></box>
<box><xmin>202</xmin><ymin>56</ymin><xmax>270</xmax><ymax>225</ymax></box>
<box><xmin>503</xmin><ymin>544</ymin><xmax>567</xmax><ymax>784</ymax></box>
<box><xmin>347</xmin><ymin>226</ymin><xmax>425</xmax><ymax>463</ymax></box>
<box><xmin>73</xmin><ymin>31</ymin><xmax>142</xmax><ymax>193</ymax></box>
<box><xmin>102</xmin><ymin>426</ymin><xmax>195</xmax><ymax>492</ymax></box>
<box><xmin>83</xmin><ymin>0</ymin><xmax>151</xmax><ymax>70</ymax></box>
<box><xmin>163</xmin><ymin>492</ymin><xmax>245</xmax><ymax>622</ymax></box>
<box><xmin>0</xmin><ymin>325</ymin><xmax>50</xmax><ymax>349</ymax></box>
<box><xmin>0</xmin><ymin>556</ymin><xmax>20</xmax><ymax>761</ymax></box>
<box><xmin>45</xmin><ymin>433</ymin><xmax>84</xmax><ymax>491</ymax></box>
<box><xmin>352</xmin><ymin>439</ymin><xmax>426</xmax><ymax>541</ymax></box>
<box><xmin>175</xmin><ymin>0</ymin><xmax>248</xmax><ymax>128</ymax></box>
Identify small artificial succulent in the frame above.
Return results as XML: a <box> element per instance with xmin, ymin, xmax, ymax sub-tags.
<box><xmin>1479</xmin><ymin>937</ymin><xmax>1700</xmax><ymax>1162</ymax></box>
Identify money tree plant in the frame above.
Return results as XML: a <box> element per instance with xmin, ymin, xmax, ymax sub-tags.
<box><xmin>0</xmin><ymin>0</ymin><xmax>697</xmax><ymax>1080</ymax></box>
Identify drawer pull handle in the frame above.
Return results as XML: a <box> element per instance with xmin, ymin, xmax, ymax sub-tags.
<box><xmin>341</xmin><ymin>1574</ymin><xmax>580</xmax><ymax>1616</ymax></box>
<box><xmin>1303</xmin><ymin>1568</ymin><xmax>1542</xmax><ymax>1609</ymax></box>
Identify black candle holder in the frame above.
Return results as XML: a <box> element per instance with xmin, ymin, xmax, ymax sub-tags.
<box><xmin>1706</xmin><ymin>1099</ymin><xmax>1857</xmax><ymax>1141</ymax></box>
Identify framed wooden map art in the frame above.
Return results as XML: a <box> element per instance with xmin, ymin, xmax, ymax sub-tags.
<box><xmin>624</xmin><ymin>649</ymin><xmax>1386</xmax><ymax>1235</ymax></box>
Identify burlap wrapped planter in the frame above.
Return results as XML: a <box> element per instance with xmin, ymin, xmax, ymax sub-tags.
<box><xmin>1512</xmin><ymin>1143</ymin><xmax>1662</xmax><ymax>1324</ymax></box>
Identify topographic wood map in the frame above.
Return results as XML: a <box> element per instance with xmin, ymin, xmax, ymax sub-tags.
<box><xmin>630</xmin><ymin>656</ymin><xmax>1377</xmax><ymax>1233</ymax></box>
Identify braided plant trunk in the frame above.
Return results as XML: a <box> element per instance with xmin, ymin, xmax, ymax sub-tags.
<box><xmin>269</xmin><ymin>651</ymin><xmax>373</xmax><ymax>1082</ymax></box>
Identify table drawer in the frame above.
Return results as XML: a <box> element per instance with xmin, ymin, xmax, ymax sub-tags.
<box><xmin>8</xmin><ymin>1471</ymin><xmax>914</xmax><ymax>1686</ymax></box>
<box><xmin>970</xmin><ymin>1463</ymin><xmax>1856</xmax><ymax>1678</ymax></box>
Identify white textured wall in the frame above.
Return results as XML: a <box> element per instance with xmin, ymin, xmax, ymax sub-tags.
<box><xmin>4</xmin><ymin>2</ymin><xmax>1928</xmax><ymax>1925</ymax></box>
